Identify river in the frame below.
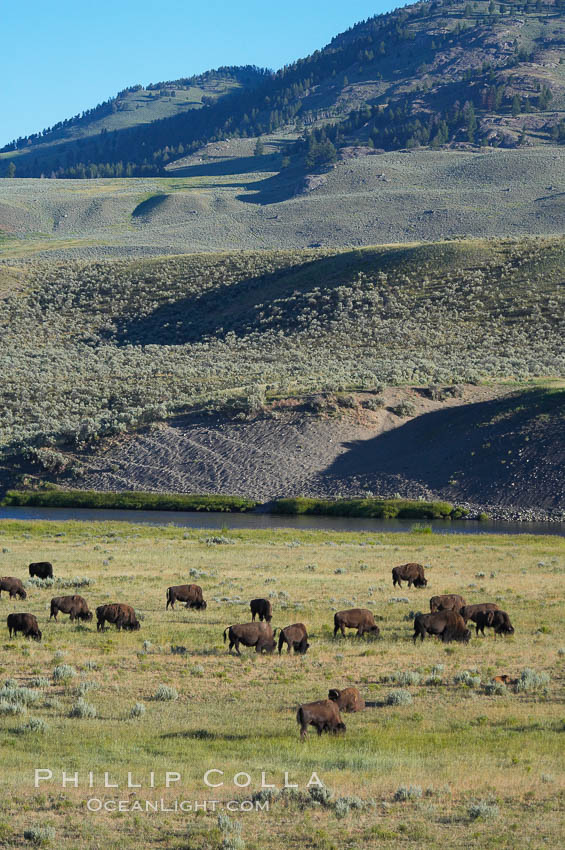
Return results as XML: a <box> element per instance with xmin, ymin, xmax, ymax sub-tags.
<box><xmin>0</xmin><ymin>506</ymin><xmax>562</xmax><ymax>536</ymax></box>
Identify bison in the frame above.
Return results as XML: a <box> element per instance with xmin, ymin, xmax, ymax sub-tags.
<box><xmin>7</xmin><ymin>612</ymin><xmax>41</xmax><ymax>640</ymax></box>
<box><xmin>223</xmin><ymin>621</ymin><xmax>276</xmax><ymax>656</ymax></box>
<box><xmin>460</xmin><ymin>603</ymin><xmax>500</xmax><ymax>624</ymax></box>
<box><xmin>0</xmin><ymin>577</ymin><xmax>27</xmax><ymax>600</ymax></box>
<box><xmin>29</xmin><ymin>562</ymin><xmax>53</xmax><ymax>580</ymax></box>
<box><xmin>296</xmin><ymin>699</ymin><xmax>346</xmax><ymax>740</ymax></box>
<box><xmin>413</xmin><ymin>610</ymin><xmax>471</xmax><ymax>643</ymax></box>
<box><xmin>429</xmin><ymin>593</ymin><xmax>466</xmax><ymax>614</ymax></box>
<box><xmin>50</xmin><ymin>595</ymin><xmax>92</xmax><ymax>622</ymax></box>
<box><xmin>333</xmin><ymin>608</ymin><xmax>380</xmax><ymax>638</ymax></box>
<box><xmin>166</xmin><ymin>584</ymin><xmax>207</xmax><ymax>610</ymax></box>
<box><xmin>473</xmin><ymin>609</ymin><xmax>514</xmax><ymax>637</ymax></box>
<box><xmin>392</xmin><ymin>563</ymin><xmax>427</xmax><ymax>588</ymax></box>
<box><xmin>328</xmin><ymin>687</ymin><xmax>365</xmax><ymax>712</ymax></box>
<box><xmin>96</xmin><ymin>603</ymin><xmax>140</xmax><ymax>631</ymax></box>
<box><xmin>278</xmin><ymin>623</ymin><xmax>309</xmax><ymax>654</ymax></box>
<box><xmin>250</xmin><ymin>598</ymin><xmax>272</xmax><ymax>622</ymax></box>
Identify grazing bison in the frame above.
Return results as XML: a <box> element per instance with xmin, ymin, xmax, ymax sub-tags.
<box><xmin>50</xmin><ymin>595</ymin><xmax>92</xmax><ymax>622</ymax></box>
<box><xmin>460</xmin><ymin>603</ymin><xmax>500</xmax><ymax>624</ymax></box>
<box><xmin>333</xmin><ymin>608</ymin><xmax>380</xmax><ymax>638</ymax></box>
<box><xmin>413</xmin><ymin>610</ymin><xmax>471</xmax><ymax>643</ymax></box>
<box><xmin>278</xmin><ymin>623</ymin><xmax>309</xmax><ymax>654</ymax></box>
<box><xmin>296</xmin><ymin>699</ymin><xmax>346</xmax><ymax>740</ymax></box>
<box><xmin>250</xmin><ymin>598</ymin><xmax>272</xmax><ymax>622</ymax></box>
<box><xmin>429</xmin><ymin>594</ymin><xmax>466</xmax><ymax>614</ymax></box>
<box><xmin>328</xmin><ymin>687</ymin><xmax>365</xmax><ymax>712</ymax></box>
<box><xmin>392</xmin><ymin>563</ymin><xmax>427</xmax><ymax>588</ymax></box>
<box><xmin>473</xmin><ymin>609</ymin><xmax>514</xmax><ymax>637</ymax></box>
<box><xmin>29</xmin><ymin>562</ymin><xmax>53</xmax><ymax>579</ymax></box>
<box><xmin>0</xmin><ymin>577</ymin><xmax>27</xmax><ymax>600</ymax></box>
<box><xmin>223</xmin><ymin>621</ymin><xmax>276</xmax><ymax>656</ymax></box>
<box><xmin>96</xmin><ymin>603</ymin><xmax>140</xmax><ymax>632</ymax></box>
<box><xmin>7</xmin><ymin>612</ymin><xmax>41</xmax><ymax>640</ymax></box>
<box><xmin>166</xmin><ymin>584</ymin><xmax>207</xmax><ymax>610</ymax></box>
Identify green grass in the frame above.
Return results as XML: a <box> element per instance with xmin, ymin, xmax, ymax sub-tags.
<box><xmin>0</xmin><ymin>519</ymin><xmax>562</xmax><ymax>848</ymax></box>
<box><xmin>2</xmin><ymin>489</ymin><xmax>257</xmax><ymax>512</ymax></box>
<box><xmin>271</xmin><ymin>497</ymin><xmax>458</xmax><ymax>519</ymax></box>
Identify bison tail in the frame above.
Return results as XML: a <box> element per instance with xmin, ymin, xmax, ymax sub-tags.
<box><xmin>223</xmin><ymin>627</ymin><xmax>229</xmax><ymax>644</ymax></box>
<box><xmin>296</xmin><ymin>706</ymin><xmax>304</xmax><ymax>726</ymax></box>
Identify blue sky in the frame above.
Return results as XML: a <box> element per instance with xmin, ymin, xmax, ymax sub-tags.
<box><xmin>1</xmin><ymin>1</ymin><xmax>404</xmax><ymax>145</ymax></box>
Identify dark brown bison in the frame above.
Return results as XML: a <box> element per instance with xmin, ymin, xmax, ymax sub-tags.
<box><xmin>7</xmin><ymin>612</ymin><xmax>41</xmax><ymax>640</ymax></box>
<box><xmin>473</xmin><ymin>609</ymin><xmax>514</xmax><ymax>637</ymax></box>
<box><xmin>166</xmin><ymin>584</ymin><xmax>207</xmax><ymax>610</ymax></box>
<box><xmin>0</xmin><ymin>577</ymin><xmax>27</xmax><ymax>600</ymax></box>
<box><xmin>278</xmin><ymin>623</ymin><xmax>309</xmax><ymax>654</ymax></box>
<box><xmin>29</xmin><ymin>562</ymin><xmax>53</xmax><ymax>579</ymax></box>
<box><xmin>413</xmin><ymin>611</ymin><xmax>471</xmax><ymax>643</ymax></box>
<box><xmin>460</xmin><ymin>603</ymin><xmax>500</xmax><ymax>624</ymax></box>
<box><xmin>296</xmin><ymin>699</ymin><xmax>346</xmax><ymax>740</ymax></box>
<box><xmin>392</xmin><ymin>563</ymin><xmax>427</xmax><ymax>588</ymax></box>
<box><xmin>328</xmin><ymin>687</ymin><xmax>365</xmax><ymax>712</ymax></box>
<box><xmin>96</xmin><ymin>603</ymin><xmax>140</xmax><ymax>631</ymax></box>
<box><xmin>333</xmin><ymin>608</ymin><xmax>380</xmax><ymax>638</ymax></box>
<box><xmin>250</xmin><ymin>598</ymin><xmax>272</xmax><ymax>622</ymax></box>
<box><xmin>223</xmin><ymin>621</ymin><xmax>276</xmax><ymax>655</ymax></box>
<box><xmin>50</xmin><ymin>595</ymin><xmax>92</xmax><ymax>622</ymax></box>
<box><xmin>429</xmin><ymin>594</ymin><xmax>466</xmax><ymax>613</ymax></box>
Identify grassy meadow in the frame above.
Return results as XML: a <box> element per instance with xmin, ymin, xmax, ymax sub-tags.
<box><xmin>0</xmin><ymin>519</ymin><xmax>563</xmax><ymax>848</ymax></box>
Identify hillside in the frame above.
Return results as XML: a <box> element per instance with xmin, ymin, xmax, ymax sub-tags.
<box><xmin>0</xmin><ymin>237</ymin><xmax>563</xmax><ymax>514</ymax></box>
<box><xmin>2</xmin><ymin>0</ymin><xmax>565</xmax><ymax>178</ymax></box>
<box><xmin>29</xmin><ymin>385</ymin><xmax>564</xmax><ymax>519</ymax></box>
<box><xmin>0</xmin><ymin>145</ymin><xmax>564</xmax><ymax>260</ymax></box>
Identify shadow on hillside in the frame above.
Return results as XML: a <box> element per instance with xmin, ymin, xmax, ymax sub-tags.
<box><xmin>112</xmin><ymin>249</ymin><xmax>377</xmax><ymax>346</ymax></box>
<box><xmin>168</xmin><ymin>153</ymin><xmax>280</xmax><ymax>179</ymax></box>
<box><xmin>314</xmin><ymin>389</ymin><xmax>565</xmax><ymax>508</ymax></box>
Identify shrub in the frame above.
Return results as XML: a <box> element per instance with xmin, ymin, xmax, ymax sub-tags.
<box><xmin>23</xmin><ymin>826</ymin><xmax>56</xmax><ymax>845</ymax></box>
<box><xmin>483</xmin><ymin>680</ymin><xmax>508</xmax><ymax>696</ymax></box>
<box><xmin>454</xmin><ymin>670</ymin><xmax>481</xmax><ymax>688</ymax></box>
<box><xmin>154</xmin><ymin>685</ymin><xmax>178</xmax><ymax>701</ymax></box>
<box><xmin>0</xmin><ymin>686</ymin><xmax>39</xmax><ymax>706</ymax></box>
<box><xmin>19</xmin><ymin>717</ymin><xmax>48</xmax><ymax>734</ymax></box>
<box><xmin>0</xmin><ymin>700</ymin><xmax>26</xmax><ymax>715</ymax></box>
<box><xmin>29</xmin><ymin>677</ymin><xmax>50</xmax><ymax>688</ymax></box>
<box><xmin>390</xmin><ymin>401</ymin><xmax>416</xmax><ymax>418</ymax></box>
<box><xmin>74</xmin><ymin>680</ymin><xmax>99</xmax><ymax>696</ymax></box>
<box><xmin>52</xmin><ymin>665</ymin><xmax>77</xmax><ymax>683</ymax></box>
<box><xmin>515</xmin><ymin>669</ymin><xmax>550</xmax><ymax>693</ymax></box>
<box><xmin>69</xmin><ymin>698</ymin><xmax>96</xmax><ymax>718</ymax></box>
<box><xmin>309</xmin><ymin>785</ymin><xmax>333</xmax><ymax>806</ymax></box>
<box><xmin>468</xmin><ymin>801</ymin><xmax>499</xmax><ymax>820</ymax></box>
<box><xmin>386</xmin><ymin>689</ymin><xmax>413</xmax><ymax>706</ymax></box>
<box><xmin>130</xmin><ymin>702</ymin><xmax>146</xmax><ymax>718</ymax></box>
<box><xmin>394</xmin><ymin>785</ymin><xmax>422</xmax><ymax>801</ymax></box>
<box><xmin>393</xmin><ymin>671</ymin><xmax>421</xmax><ymax>686</ymax></box>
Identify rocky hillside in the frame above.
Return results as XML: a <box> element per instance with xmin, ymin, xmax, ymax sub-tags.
<box><xmin>2</xmin><ymin>0</ymin><xmax>565</xmax><ymax>178</ymax></box>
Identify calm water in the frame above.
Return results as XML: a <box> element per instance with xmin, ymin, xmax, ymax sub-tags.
<box><xmin>0</xmin><ymin>506</ymin><xmax>562</xmax><ymax>536</ymax></box>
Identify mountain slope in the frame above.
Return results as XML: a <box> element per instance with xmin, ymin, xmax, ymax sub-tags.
<box><xmin>2</xmin><ymin>0</ymin><xmax>565</xmax><ymax>178</ymax></box>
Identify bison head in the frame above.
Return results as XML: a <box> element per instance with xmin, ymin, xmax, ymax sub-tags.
<box><xmin>19</xmin><ymin>589</ymin><xmax>28</xmax><ymax>600</ymax></box>
<box><xmin>328</xmin><ymin>689</ymin><xmax>341</xmax><ymax>702</ymax></box>
<box><xmin>335</xmin><ymin>722</ymin><xmax>347</xmax><ymax>735</ymax></box>
<box><xmin>33</xmin><ymin>629</ymin><xmax>42</xmax><ymax>641</ymax></box>
<box><xmin>81</xmin><ymin>611</ymin><xmax>93</xmax><ymax>622</ymax></box>
<box><xmin>414</xmin><ymin>577</ymin><xmax>427</xmax><ymax>587</ymax></box>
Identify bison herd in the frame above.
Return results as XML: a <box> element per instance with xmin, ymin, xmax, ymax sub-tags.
<box><xmin>2</xmin><ymin>560</ymin><xmax>515</xmax><ymax>739</ymax></box>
